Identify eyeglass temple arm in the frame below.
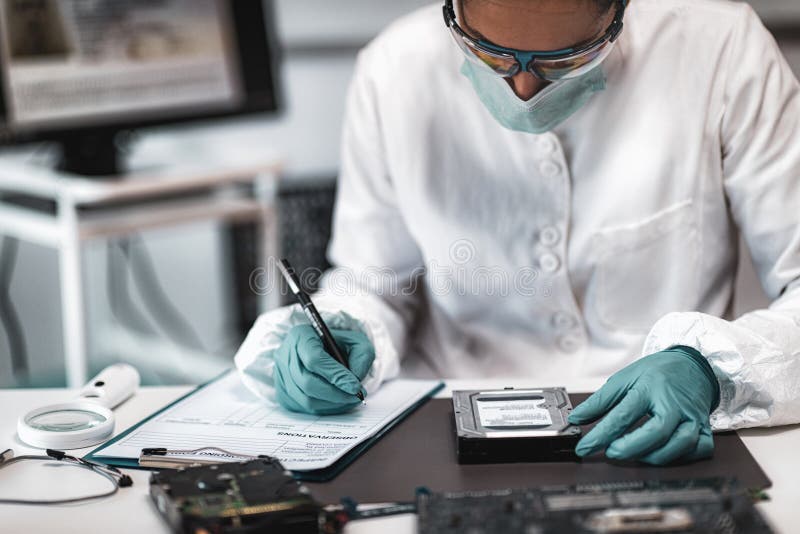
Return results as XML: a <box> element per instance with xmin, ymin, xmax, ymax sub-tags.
<box><xmin>442</xmin><ymin>2</ymin><xmax>455</xmax><ymax>28</ymax></box>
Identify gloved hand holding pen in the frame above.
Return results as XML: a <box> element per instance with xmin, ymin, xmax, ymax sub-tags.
<box><xmin>273</xmin><ymin>325</ymin><xmax>375</xmax><ymax>415</ymax></box>
<box><xmin>233</xmin><ymin>278</ymin><xmax>396</xmax><ymax>416</ymax></box>
<box><xmin>269</xmin><ymin>258</ymin><xmax>375</xmax><ymax>415</ymax></box>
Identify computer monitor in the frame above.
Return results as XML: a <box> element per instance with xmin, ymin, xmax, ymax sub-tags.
<box><xmin>0</xmin><ymin>0</ymin><xmax>281</xmax><ymax>176</ymax></box>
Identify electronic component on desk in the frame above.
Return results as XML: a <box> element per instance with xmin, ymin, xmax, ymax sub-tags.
<box><xmin>416</xmin><ymin>478</ymin><xmax>773</xmax><ymax>533</ymax></box>
<box><xmin>452</xmin><ymin>387</ymin><xmax>581</xmax><ymax>464</ymax></box>
<box><xmin>149</xmin><ymin>457</ymin><xmax>332</xmax><ymax>534</ymax></box>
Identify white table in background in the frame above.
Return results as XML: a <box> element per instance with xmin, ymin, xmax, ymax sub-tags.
<box><xmin>0</xmin><ymin>144</ymin><xmax>282</xmax><ymax>387</ymax></box>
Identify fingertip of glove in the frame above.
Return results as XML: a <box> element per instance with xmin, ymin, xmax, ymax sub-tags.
<box><xmin>567</xmin><ymin>411</ymin><xmax>589</xmax><ymax>425</ymax></box>
<box><xmin>334</xmin><ymin>376</ymin><xmax>363</xmax><ymax>396</ymax></box>
<box><xmin>573</xmin><ymin>435</ymin><xmax>598</xmax><ymax>457</ymax></box>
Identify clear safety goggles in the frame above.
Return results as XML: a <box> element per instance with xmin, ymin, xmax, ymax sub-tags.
<box><xmin>443</xmin><ymin>0</ymin><xmax>627</xmax><ymax>82</ymax></box>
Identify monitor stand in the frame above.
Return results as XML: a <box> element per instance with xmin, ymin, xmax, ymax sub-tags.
<box><xmin>57</xmin><ymin>130</ymin><xmax>125</xmax><ymax>178</ymax></box>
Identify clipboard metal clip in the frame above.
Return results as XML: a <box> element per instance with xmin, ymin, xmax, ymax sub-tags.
<box><xmin>139</xmin><ymin>446</ymin><xmax>263</xmax><ymax>469</ymax></box>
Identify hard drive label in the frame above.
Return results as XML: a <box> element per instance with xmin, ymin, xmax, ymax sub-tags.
<box><xmin>476</xmin><ymin>398</ymin><xmax>553</xmax><ymax>427</ymax></box>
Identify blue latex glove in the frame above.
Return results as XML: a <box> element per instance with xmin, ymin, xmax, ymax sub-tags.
<box><xmin>567</xmin><ymin>346</ymin><xmax>720</xmax><ymax>465</ymax></box>
<box><xmin>273</xmin><ymin>325</ymin><xmax>375</xmax><ymax>415</ymax></box>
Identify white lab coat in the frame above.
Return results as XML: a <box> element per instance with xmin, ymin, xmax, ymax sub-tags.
<box><xmin>237</xmin><ymin>0</ymin><xmax>800</xmax><ymax>431</ymax></box>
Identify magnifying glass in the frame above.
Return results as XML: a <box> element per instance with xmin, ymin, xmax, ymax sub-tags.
<box><xmin>17</xmin><ymin>364</ymin><xmax>140</xmax><ymax>450</ymax></box>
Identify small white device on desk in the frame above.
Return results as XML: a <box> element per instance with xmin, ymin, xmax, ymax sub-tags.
<box><xmin>17</xmin><ymin>364</ymin><xmax>140</xmax><ymax>450</ymax></box>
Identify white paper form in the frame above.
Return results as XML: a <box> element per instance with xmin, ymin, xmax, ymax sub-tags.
<box><xmin>93</xmin><ymin>371</ymin><xmax>440</xmax><ymax>471</ymax></box>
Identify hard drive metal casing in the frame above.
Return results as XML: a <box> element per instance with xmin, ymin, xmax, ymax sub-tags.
<box><xmin>453</xmin><ymin>387</ymin><xmax>581</xmax><ymax>464</ymax></box>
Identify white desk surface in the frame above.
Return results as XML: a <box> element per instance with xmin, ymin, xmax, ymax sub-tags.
<box><xmin>1</xmin><ymin>381</ymin><xmax>798</xmax><ymax>534</ymax></box>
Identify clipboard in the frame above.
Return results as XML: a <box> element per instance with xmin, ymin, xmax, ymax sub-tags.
<box><xmin>85</xmin><ymin>370</ymin><xmax>444</xmax><ymax>482</ymax></box>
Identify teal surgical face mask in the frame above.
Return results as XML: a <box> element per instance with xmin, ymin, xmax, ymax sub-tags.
<box><xmin>461</xmin><ymin>60</ymin><xmax>607</xmax><ymax>134</ymax></box>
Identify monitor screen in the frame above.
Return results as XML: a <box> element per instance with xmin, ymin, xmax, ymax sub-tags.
<box><xmin>0</xmin><ymin>0</ymin><xmax>279</xmax><ymax>142</ymax></box>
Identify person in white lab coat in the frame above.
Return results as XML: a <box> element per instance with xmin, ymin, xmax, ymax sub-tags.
<box><xmin>236</xmin><ymin>0</ymin><xmax>800</xmax><ymax>464</ymax></box>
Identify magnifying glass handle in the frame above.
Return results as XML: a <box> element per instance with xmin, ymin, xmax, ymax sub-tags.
<box><xmin>77</xmin><ymin>363</ymin><xmax>140</xmax><ymax>409</ymax></box>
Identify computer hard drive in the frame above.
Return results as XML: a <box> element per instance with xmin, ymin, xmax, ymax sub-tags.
<box><xmin>453</xmin><ymin>387</ymin><xmax>581</xmax><ymax>463</ymax></box>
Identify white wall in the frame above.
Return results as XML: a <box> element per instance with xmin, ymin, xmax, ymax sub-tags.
<box><xmin>748</xmin><ymin>0</ymin><xmax>800</xmax><ymax>21</ymax></box>
<box><xmin>274</xmin><ymin>0</ymin><xmax>432</xmax><ymax>48</ymax></box>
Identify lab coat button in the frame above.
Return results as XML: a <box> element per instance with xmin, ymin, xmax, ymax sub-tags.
<box><xmin>538</xmin><ymin>137</ymin><xmax>557</xmax><ymax>154</ymax></box>
<box><xmin>539</xmin><ymin>226</ymin><xmax>561</xmax><ymax>247</ymax></box>
<box><xmin>540</xmin><ymin>160</ymin><xmax>561</xmax><ymax>177</ymax></box>
<box><xmin>558</xmin><ymin>333</ymin><xmax>583</xmax><ymax>353</ymax></box>
<box><xmin>539</xmin><ymin>253</ymin><xmax>561</xmax><ymax>273</ymax></box>
<box><xmin>552</xmin><ymin>311</ymin><xmax>577</xmax><ymax>330</ymax></box>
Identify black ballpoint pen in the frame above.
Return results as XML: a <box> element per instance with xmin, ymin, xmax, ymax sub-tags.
<box><xmin>277</xmin><ymin>258</ymin><xmax>366</xmax><ymax>404</ymax></box>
